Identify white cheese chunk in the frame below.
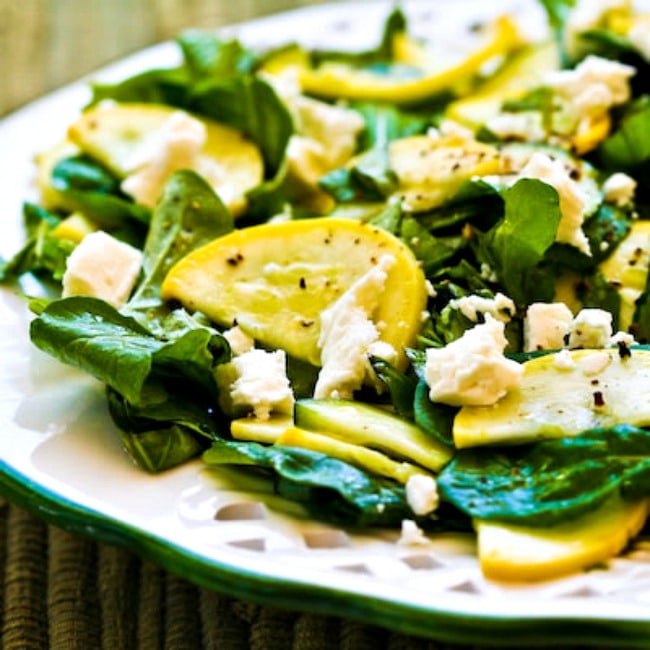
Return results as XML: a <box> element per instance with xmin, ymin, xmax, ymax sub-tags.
<box><xmin>450</xmin><ymin>292</ymin><xmax>515</xmax><ymax>323</ymax></box>
<box><xmin>568</xmin><ymin>308</ymin><xmax>613</xmax><ymax>349</ymax></box>
<box><xmin>524</xmin><ymin>302</ymin><xmax>574</xmax><ymax>352</ymax></box>
<box><xmin>216</xmin><ymin>349</ymin><xmax>294</xmax><ymax>421</ymax></box>
<box><xmin>486</xmin><ymin>111</ymin><xmax>546</xmax><ymax>143</ymax></box>
<box><xmin>314</xmin><ymin>255</ymin><xmax>396</xmax><ymax>400</ymax></box>
<box><xmin>518</xmin><ymin>151</ymin><xmax>591</xmax><ymax>255</ymax></box>
<box><xmin>544</xmin><ymin>55</ymin><xmax>635</xmax><ymax>134</ymax></box>
<box><xmin>603</xmin><ymin>172</ymin><xmax>637</xmax><ymax>207</ymax></box>
<box><xmin>61</xmin><ymin>231</ymin><xmax>143</xmax><ymax>309</ymax></box>
<box><xmin>424</xmin><ymin>314</ymin><xmax>523</xmax><ymax>406</ymax></box>
<box><xmin>397</xmin><ymin>520</ymin><xmax>429</xmax><ymax>546</ymax></box>
<box><xmin>222</xmin><ymin>325</ymin><xmax>255</xmax><ymax>356</ymax></box>
<box><xmin>405</xmin><ymin>474</ymin><xmax>439</xmax><ymax>516</ymax></box>
<box><xmin>121</xmin><ymin>111</ymin><xmax>208</xmax><ymax>207</ymax></box>
<box><xmin>286</xmin><ymin>96</ymin><xmax>365</xmax><ymax>187</ymax></box>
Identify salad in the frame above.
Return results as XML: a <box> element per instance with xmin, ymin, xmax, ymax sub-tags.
<box><xmin>2</xmin><ymin>0</ymin><xmax>650</xmax><ymax>584</ymax></box>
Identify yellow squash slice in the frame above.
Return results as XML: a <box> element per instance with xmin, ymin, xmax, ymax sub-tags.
<box><xmin>161</xmin><ymin>217</ymin><xmax>427</xmax><ymax>367</ymax></box>
<box><xmin>67</xmin><ymin>102</ymin><xmax>264</xmax><ymax>216</ymax></box>
<box><xmin>454</xmin><ymin>348</ymin><xmax>650</xmax><ymax>448</ymax></box>
<box><xmin>600</xmin><ymin>220</ymin><xmax>650</xmax><ymax>331</ymax></box>
<box><xmin>296</xmin><ymin>16</ymin><xmax>523</xmax><ymax>105</ymax></box>
<box><xmin>476</xmin><ymin>495</ymin><xmax>649</xmax><ymax>582</ymax></box>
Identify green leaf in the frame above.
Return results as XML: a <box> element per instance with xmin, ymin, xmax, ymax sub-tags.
<box><xmin>437</xmin><ymin>425</ymin><xmax>650</xmax><ymax>527</ymax></box>
<box><xmin>369</xmin><ymin>356</ymin><xmax>417</xmax><ymax>419</ymax></box>
<box><xmin>90</xmin><ymin>67</ymin><xmax>191</xmax><ymax>107</ymax></box>
<box><xmin>203</xmin><ymin>439</ymin><xmax>413</xmax><ymax>527</ymax></box>
<box><xmin>29</xmin><ymin>297</ymin><xmax>227</xmax><ymax>407</ymax></box>
<box><xmin>0</xmin><ymin>204</ymin><xmax>73</xmax><ymax>284</ymax></box>
<box><xmin>412</xmin><ymin>380</ymin><xmax>456</xmax><ymax>448</ymax></box>
<box><xmin>126</xmin><ymin>170</ymin><xmax>233</xmax><ymax>320</ymax></box>
<box><xmin>189</xmin><ymin>76</ymin><xmax>292</xmax><ymax>177</ymax></box>
<box><xmin>177</xmin><ymin>31</ymin><xmax>258</xmax><ymax>80</ymax></box>
<box><xmin>51</xmin><ymin>156</ymin><xmax>150</xmax><ymax>229</ymax></box>
<box><xmin>598</xmin><ymin>100</ymin><xmax>650</xmax><ymax>171</ymax></box>
<box><xmin>478</xmin><ymin>178</ymin><xmax>562</xmax><ymax>305</ymax></box>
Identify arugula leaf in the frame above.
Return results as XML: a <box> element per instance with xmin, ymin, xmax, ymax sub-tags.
<box><xmin>598</xmin><ymin>98</ymin><xmax>650</xmax><ymax>172</ymax></box>
<box><xmin>437</xmin><ymin>425</ymin><xmax>650</xmax><ymax>527</ymax></box>
<box><xmin>189</xmin><ymin>76</ymin><xmax>292</xmax><ymax>177</ymax></box>
<box><xmin>319</xmin><ymin>149</ymin><xmax>396</xmax><ymax>203</ymax></box>
<box><xmin>51</xmin><ymin>156</ymin><xmax>151</xmax><ymax>229</ymax></box>
<box><xmin>203</xmin><ymin>439</ymin><xmax>413</xmax><ymax>526</ymax></box>
<box><xmin>412</xmin><ymin>380</ymin><xmax>456</xmax><ymax>448</ymax></box>
<box><xmin>477</xmin><ymin>178</ymin><xmax>562</xmax><ymax>305</ymax></box>
<box><xmin>369</xmin><ymin>356</ymin><xmax>417</xmax><ymax>419</ymax></box>
<box><xmin>189</xmin><ymin>76</ymin><xmax>293</xmax><ymax>217</ymax></box>
<box><xmin>90</xmin><ymin>67</ymin><xmax>191</xmax><ymax>109</ymax></box>
<box><xmin>126</xmin><ymin>170</ymin><xmax>233</xmax><ymax>322</ymax></box>
<box><xmin>29</xmin><ymin>297</ymin><xmax>228</xmax><ymax>407</ymax></box>
<box><xmin>177</xmin><ymin>31</ymin><xmax>258</xmax><ymax>80</ymax></box>
<box><xmin>0</xmin><ymin>204</ymin><xmax>72</xmax><ymax>284</ymax></box>
<box><xmin>106</xmin><ymin>386</ymin><xmax>224</xmax><ymax>472</ymax></box>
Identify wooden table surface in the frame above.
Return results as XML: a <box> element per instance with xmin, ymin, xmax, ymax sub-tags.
<box><xmin>1</xmin><ymin>0</ymin><xmax>338</xmax><ymax>116</ymax></box>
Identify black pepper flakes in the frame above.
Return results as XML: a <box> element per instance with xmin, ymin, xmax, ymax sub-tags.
<box><xmin>226</xmin><ymin>252</ymin><xmax>244</xmax><ymax>266</ymax></box>
<box><xmin>617</xmin><ymin>340</ymin><xmax>632</xmax><ymax>359</ymax></box>
<box><xmin>593</xmin><ymin>391</ymin><xmax>605</xmax><ymax>408</ymax></box>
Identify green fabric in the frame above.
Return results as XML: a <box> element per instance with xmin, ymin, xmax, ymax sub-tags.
<box><xmin>0</xmin><ymin>499</ymin><xmax>619</xmax><ymax>649</ymax></box>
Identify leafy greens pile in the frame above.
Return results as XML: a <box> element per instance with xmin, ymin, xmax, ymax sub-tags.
<box><xmin>3</xmin><ymin>0</ymin><xmax>650</xmax><ymax>536</ymax></box>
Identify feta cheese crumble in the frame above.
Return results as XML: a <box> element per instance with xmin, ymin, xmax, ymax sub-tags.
<box><xmin>222</xmin><ymin>325</ymin><xmax>255</xmax><ymax>356</ymax></box>
<box><xmin>603</xmin><ymin>172</ymin><xmax>637</xmax><ymax>207</ymax></box>
<box><xmin>121</xmin><ymin>111</ymin><xmax>208</xmax><ymax>208</ymax></box>
<box><xmin>568</xmin><ymin>308</ymin><xmax>613</xmax><ymax>349</ymax></box>
<box><xmin>285</xmin><ymin>96</ymin><xmax>365</xmax><ymax>187</ymax></box>
<box><xmin>544</xmin><ymin>55</ymin><xmax>635</xmax><ymax>136</ymax></box>
<box><xmin>405</xmin><ymin>474</ymin><xmax>439</xmax><ymax>516</ymax></box>
<box><xmin>216</xmin><ymin>349</ymin><xmax>294</xmax><ymax>421</ymax></box>
<box><xmin>314</xmin><ymin>255</ymin><xmax>397</xmax><ymax>399</ymax></box>
<box><xmin>62</xmin><ymin>231</ymin><xmax>143</xmax><ymax>309</ymax></box>
<box><xmin>523</xmin><ymin>302</ymin><xmax>574</xmax><ymax>352</ymax></box>
<box><xmin>450</xmin><ymin>292</ymin><xmax>515</xmax><ymax>323</ymax></box>
<box><xmin>397</xmin><ymin>520</ymin><xmax>429</xmax><ymax>546</ymax></box>
<box><xmin>424</xmin><ymin>314</ymin><xmax>523</xmax><ymax>406</ymax></box>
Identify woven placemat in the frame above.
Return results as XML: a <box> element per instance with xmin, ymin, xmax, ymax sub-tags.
<box><xmin>0</xmin><ymin>498</ymin><xmax>612</xmax><ymax>650</ymax></box>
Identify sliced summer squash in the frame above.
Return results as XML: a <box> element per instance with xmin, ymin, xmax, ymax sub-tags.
<box><xmin>294</xmin><ymin>398</ymin><xmax>452</xmax><ymax>473</ymax></box>
<box><xmin>295</xmin><ymin>16</ymin><xmax>523</xmax><ymax>105</ymax></box>
<box><xmin>453</xmin><ymin>348</ymin><xmax>650</xmax><ymax>448</ymax></box>
<box><xmin>276</xmin><ymin>426</ymin><xmax>429</xmax><ymax>484</ymax></box>
<box><xmin>476</xmin><ymin>495</ymin><xmax>650</xmax><ymax>582</ymax></box>
<box><xmin>230</xmin><ymin>415</ymin><xmax>294</xmax><ymax>445</ymax></box>
<box><xmin>389</xmin><ymin>134</ymin><xmax>501</xmax><ymax>212</ymax></box>
<box><xmin>67</xmin><ymin>102</ymin><xmax>264</xmax><ymax>215</ymax></box>
<box><xmin>446</xmin><ymin>40</ymin><xmax>560</xmax><ymax>129</ymax></box>
<box><xmin>600</xmin><ymin>220</ymin><xmax>650</xmax><ymax>331</ymax></box>
<box><xmin>161</xmin><ymin>217</ymin><xmax>428</xmax><ymax>367</ymax></box>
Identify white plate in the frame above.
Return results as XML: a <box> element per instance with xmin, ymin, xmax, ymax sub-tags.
<box><xmin>2</xmin><ymin>2</ymin><xmax>650</xmax><ymax>645</ymax></box>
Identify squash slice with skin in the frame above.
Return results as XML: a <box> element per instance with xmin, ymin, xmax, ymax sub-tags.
<box><xmin>446</xmin><ymin>40</ymin><xmax>560</xmax><ymax>129</ymax></box>
<box><xmin>476</xmin><ymin>495</ymin><xmax>649</xmax><ymax>582</ymax></box>
<box><xmin>296</xmin><ymin>16</ymin><xmax>524</xmax><ymax>105</ymax></box>
<box><xmin>161</xmin><ymin>217</ymin><xmax>428</xmax><ymax>368</ymax></box>
<box><xmin>67</xmin><ymin>102</ymin><xmax>264</xmax><ymax>216</ymax></box>
<box><xmin>600</xmin><ymin>220</ymin><xmax>650</xmax><ymax>331</ymax></box>
<box><xmin>453</xmin><ymin>348</ymin><xmax>650</xmax><ymax>448</ymax></box>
